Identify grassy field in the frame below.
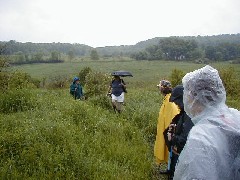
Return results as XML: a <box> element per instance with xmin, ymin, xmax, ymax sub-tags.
<box><xmin>1</xmin><ymin>59</ymin><xmax>240</xmax><ymax>179</ymax></box>
<box><xmin>10</xmin><ymin>59</ymin><xmax>240</xmax><ymax>90</ymax></box>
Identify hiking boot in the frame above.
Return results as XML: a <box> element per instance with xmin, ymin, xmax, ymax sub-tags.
<box><xmin>159</xmin><ymin>169</ymin><xmax>170</xmax><ymax>174</ymax></box>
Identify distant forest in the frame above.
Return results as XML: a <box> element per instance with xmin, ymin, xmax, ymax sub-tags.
<box><xmin>1</xmin><ymin>34</ymin><xmax>240</xmax><ymax>64</ymax></box>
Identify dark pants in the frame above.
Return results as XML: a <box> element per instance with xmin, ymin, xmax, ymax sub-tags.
<box><xmin>169</xmin><ymin>153</ymin><xmax>179</xmax><ymax>179</ymax></box>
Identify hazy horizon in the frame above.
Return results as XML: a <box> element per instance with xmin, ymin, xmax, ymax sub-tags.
<box><xmin>2</xmin><ymin>33</ymin><xmax>240</xmax><ymax>48</ymax></box>
<box><xmin>1</xmin><ymin>0</ymin><xmax>240</xmax><ymax>48</ymax></box>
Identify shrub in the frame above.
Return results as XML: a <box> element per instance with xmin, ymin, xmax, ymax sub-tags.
<box><xmin>84</xmin><ymin>71</ymin><xmax>111</xmax><ymax>97</ymax></box>
<box><xmin>46</xmin><ymin>75</ymin><xmax>70</xmax><ymax>89</ymax></box>
<box><xmin>0</xmin><ymin>70</ymin><xmax>39</xmax><ymax>92</ymax></box>
<box><xmin>0</xmin><ymin>89</ymin><xmax>37</xmax><ymax>113</ymax></box>
<box><xmin>0</xmin><ymin>71</ymin><xmax>9</xmax><ymax>91</ymax></box>
<box><xmin>78</xmin><ymin>67</ymin><xmax>92</xmax><ymax>86</ymax></box>
<box><xmin>169</xmin><ymin>68</ymin><xmax>185</xmax><ymax>87</ymax></box>
<box><xmin>0</xmin><ymin>55</ymin><xmax>9</xmax><ymax>71</ymax></box>
<box><xmin>219</xmin><ymin>67</ymin><xmax>240</xmax><ymax>98</ymax></box>
<box><xmin>9</xmin><ymin>71</ymin><xmax>35</xmax><ymax>89</ymax></box>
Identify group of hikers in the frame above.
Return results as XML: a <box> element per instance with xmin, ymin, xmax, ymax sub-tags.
<box><xmin>69</xmin><ymin>74</ymin><xmax>126</xmax><ymax>113</ymax></box>
<box><xmin>70</xmin><ymin>65</ymin><xmax>240</xmax><ymax>179</ymax></box>
<box><xmin>154</xmin><ymin>80</ymin><xmax>194</xmax><ymax>179</ymax></box>
<box><xmin>155</xmin><ymin>65</ymin><xmax>240</xmax><ymax>180</ymax></box>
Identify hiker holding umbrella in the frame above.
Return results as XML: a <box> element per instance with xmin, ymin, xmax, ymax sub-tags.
<box><xmin>107</xmin><ymin>70</ymin><xmax>132</xmax><ymax>113</ymax></box>
<box><xmin>70</xmin><ymin>77</ymin><xmax>84</xmax><ymax>100</ymax></box>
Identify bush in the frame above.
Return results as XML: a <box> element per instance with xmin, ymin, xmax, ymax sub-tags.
<box><xmin>78</xmin><ymin>67</ymin><xmax>92</xmax><ymax>86</ymax></box>
<box><xmin>46</xmin><ymin>75</ymin><xmax>70</xmax><ymax>89</ymax></box>
<box><xmin>9</xmin><ymin>71</ymin><xmax>36</xmax><ymax>89</ymax></box>
<box><xmin>84</xmin><ymin>71</ymin><xmax>111</xmax><ymax>97</ymax></box>
<box><xmin>0</xmin><ymin>71</ymin><xmax>9</xmax><ymax>91</ymax></box>
<box><xmin>219</xmin><ymin>67</ymin><xmax>240</xmax><ymax>98</ymax></box>
<box><xmin>0</xmin><ymin>71</ymin><xmax>39</xmax><ymax>92</ymax></box>
<box><xmin>0</xmin><ymin>89</ymin><xmax>37</xmax><ymax>113</ymax></box>
<box><xmin>169</xmin><ymin>68</ymin><xmax>185</xmax><ymax>87</ymax></box>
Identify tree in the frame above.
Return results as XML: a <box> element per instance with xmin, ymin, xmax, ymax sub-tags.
<box><xmin>205</xmin><ymin>46</ymin><xmax>217</xmax><ymax>60</ymax></box>
<box><xmin>159</xmin><ymin>37</ymin><xmax>198</xmax><ymax>60</ymax></box>
<box><xmin>188</xmin><ymin>48</ymin><xmax>204</xmax><ymax>60</ymax></box>
<box><xmin>67</xmin><ymin>50</ymin><xmax>75</xmax><ymax>61</ymax></box>
<box><xmin>131</xmin><ymin>51</ymin><xmax>148</xmax><ymax>60</ymax></box>
<box><xmin>90</xmin><ymin>49</ymin><xmax>99</xmax><ymax>60</ymax></box>
<box><xmin>33</xmin><ymin>52</ymin><xmax>44</xmax><ymax>62</ymax></box>
<box><xmin>15</xmin><ymin>51</ymin><xmax>26</xmax><ymax>64</ymax></box>
<box><xmin>145</xmin><ymin>45</ymin><xmax>163</xmax><ymax>60</ymax></box>
<box><xmin>50</xmin><ymin>51</ymin><xmax>61</xmax><ymax>61</ymax></box>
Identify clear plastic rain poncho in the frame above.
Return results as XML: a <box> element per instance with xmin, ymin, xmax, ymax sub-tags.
<box><xmin>174</xmin><ymin>65</ymin><xmax>240</xmax><ymax>180</ymax></box>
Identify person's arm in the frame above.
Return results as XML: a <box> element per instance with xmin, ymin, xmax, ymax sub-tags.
<box><xmin>80</xmin><ymin>85</ymin><xmax>84</xmax><ymax>96</ymax></box>
<box><xmin>172</xmin><ymin>116</ymin><xmax>194</xmax><ymax>153</ymax></box>
<box><xmin>121</xmin><ymin>79</ymin><xmax>126</xmax><ymax>88</ymax></box>
<box><xmin>70</xmin><ymin>84</ymin><xmax>76</xmax><ymax>95</ymax></box>
<box><xmin>107</xmin><ymin>82</ymin><xmax>112</xmax><ymax>96</ymax></box>
<box><xmin>108</xmin><ymin>86</ymin><xmax>112</xmax><ymax>93</ymax></box>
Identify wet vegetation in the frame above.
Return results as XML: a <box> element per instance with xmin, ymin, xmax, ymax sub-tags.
<box><xmin>1</xmin><ymin>54</ymin><xmax>240</xmax><ymax>179</ymax></box>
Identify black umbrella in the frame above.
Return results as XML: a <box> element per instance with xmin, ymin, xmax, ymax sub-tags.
<box><xmin>111</xmin><ymin>70</ymin><xmax>133</xmax><ymax>77</ymax></box>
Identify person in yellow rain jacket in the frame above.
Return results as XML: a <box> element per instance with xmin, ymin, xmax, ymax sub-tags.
<box><xmin>154</xmin><ymin>80</ymin><xmax>180</xmax><ymax>171</ymax></box>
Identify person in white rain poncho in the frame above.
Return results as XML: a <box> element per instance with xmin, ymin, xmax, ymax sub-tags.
<box><xmin>174</xmin><ymin>65</ymin><xmax>240</xmax><ymax>180</ymax></box>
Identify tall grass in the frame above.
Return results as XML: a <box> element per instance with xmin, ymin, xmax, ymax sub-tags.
<box><xmin>2</xmin><ymin>60</ymin><xmax>239</xmax><ymax>179</ymax></box>
<box><xmin>0</xmin><ymin>89</ymin><xmax>38</xmax><ymax>113</ymax></box>
<box><xmin>11</xmin><ymin>59</ymin><xmax>240</xmax><ymax>92</ymax></box>
<box><xmin>0</xmin><ymin>89</ymin><xmax>158</xmax><ymax>179</ymax></box>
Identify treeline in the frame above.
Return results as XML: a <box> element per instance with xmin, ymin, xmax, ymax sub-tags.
<box><xmin>0</xmin><ymin>40</ymin><xmax>93</xmax><ymax>65</ymax></box>
<box><xmin>96</xmin><ymin>34</ymin><xmax>240</xmax><ymax>59</ymax></box>
<box><xmin>131</xmin><ymin>35</ymin><xmax>240</xmax><ymax>62</ymax></box>
<box><xmin>9</xmin><ymin>51</ymin><xmax>65</xmax><ymax>65</ymax></box>
<box><xmin>1</xmin><ymin>34</ymin><xmax>240</xmax><ymax>63</ymax></box>
<box><xmin>1</xmin><ymin>40</ymin><xmax>92</xmax><ymax>56</ymax></box>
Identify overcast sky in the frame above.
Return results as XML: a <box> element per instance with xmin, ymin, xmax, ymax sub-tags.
<box><xmin>0</xmin><ymin>0</ymin><xmax>240</xmax><ymax>47</ymax></box>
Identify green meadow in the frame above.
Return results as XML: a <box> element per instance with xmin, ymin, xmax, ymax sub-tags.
<box><xmin>1</xmin><ymin>59</ymin><xmax>240</xmax><ymax>179</ymax></box>
<box><xmin>11</xmin><ymin>59</ymin><xmax>240</xmax><ymax>88</ymax></box>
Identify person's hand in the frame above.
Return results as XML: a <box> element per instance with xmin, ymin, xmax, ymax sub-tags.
<box><xmin>106</xmin><ymin>93</ymin><xmax>111</xmax><ymax>97</ymax></box>
<box><xmin>172</xmin><ymin>146</ymin><xmax>179</xmax><ymax>155</ymax></box>
<box><xmin>169</xmin><ymin>124</ymin><xmax>176</xmax><ymax>130</ymax></box>
<box><xmin>167</xmin><ymin>132</ymin><xmax>172</xmax><ymax>141</ymax></box>
<box><xmin>168</xmin><ymin>124</ymin><xmax>176</xmax><ymax>133</ymax></box>
<box><xmin>119</xmin><ymin>83</ymin><xmax>123</xmax><ymax>87</ymax></box>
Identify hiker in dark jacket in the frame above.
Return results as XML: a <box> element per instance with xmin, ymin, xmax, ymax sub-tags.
<box><xmin>70</xmin><ymin>77</ymin><xmax>84</xmax><ymax>100</ymax></box>
<box><xmin>164</xmin><ymin>85</ymin><xmax>194</xmax><ymax>179</ymax></box>
<box><xmin>107</xmin><ymin>75</ymin><xmax>126</xmax><ymax>113</ymax></box>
